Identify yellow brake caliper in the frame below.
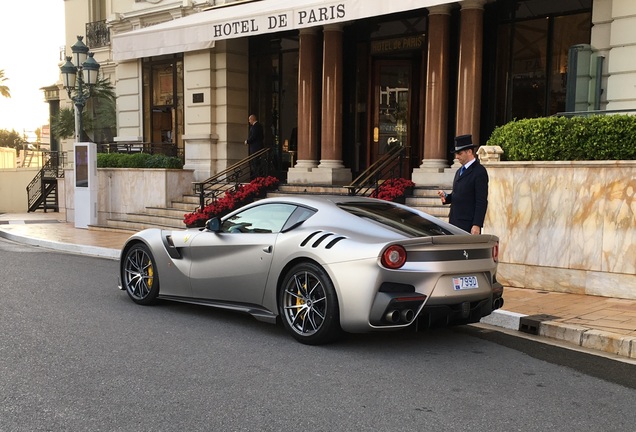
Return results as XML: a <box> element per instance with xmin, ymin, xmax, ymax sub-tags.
<box><xmin>296</xmin><ymin>281</ymin><xmax>307</xmax><ymax>322</ymax></box>
<box><xmin>147</xmin><ymin>259</ymin><xmax>154</xmax><ymax>288</ymax></box>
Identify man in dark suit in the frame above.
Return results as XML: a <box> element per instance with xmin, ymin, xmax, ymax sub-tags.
<box><xmin>437</xmin><ymin>134</ymin><xmax>489</xmax><ymax>234</ymax></box>
<box><xmin>245</xmin><ymin>114</ymin><xmax>264</xmax><ymax>178</ymax></box>
<box><xmin>245</xmin><ymin>114</ymin><xmax>264</xmax><ymax>154</ymax></box>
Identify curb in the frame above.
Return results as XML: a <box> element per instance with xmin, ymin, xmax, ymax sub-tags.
<box><xmin>483</xmin><ymin>310</ymin><xmax>636</xmax><ymax>360</ymax></box>
<box><xmin>480</xmin><ymin>309</ymin><xmax>525</xmax><ymax>330</ymax></box>
<box><xmin>0</xmin><ymin>229</ymin><xmax>120</xmax><ymax>260</ymax></box>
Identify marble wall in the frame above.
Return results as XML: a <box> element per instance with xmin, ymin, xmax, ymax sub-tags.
<box><xmin>484</xmin><ymin>161</ymin><xmax>636</xmax><ymax>299</ymax></box>
<box><xmin>63</xmin><ymin>168</ymin><xmax>195</xmax><ymax>225</ymax></box>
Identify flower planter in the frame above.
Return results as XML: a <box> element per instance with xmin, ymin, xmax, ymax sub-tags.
<box><xmin>183</xmin><ymin>176</ymin><xmax>279</xmax><ymax>227</ymax></box>
<box><xmin>370</xmin><ymin>178</ymin><xmax>415</xmax><ymax>203</ymax></box>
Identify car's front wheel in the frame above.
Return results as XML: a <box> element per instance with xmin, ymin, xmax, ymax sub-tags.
<box><xmin>279</xmin><ymin>262</ymin><xmax>341</xmax><ymax>345</ymax></box>
<box><xmin>121</xmin><ymin>243</ymin><xmax>159</xmax><ymax>305</ymax></box>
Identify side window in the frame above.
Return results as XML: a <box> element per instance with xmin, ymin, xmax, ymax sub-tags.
<box><xmin>281</xmin><ymin>206</ymin><xmax>317</xmax><ymax>231</ymax></box>
<box><xmin>221</xmin><ymin>203</ymin><xmax>297</xmax><ymax>234</ymax></box>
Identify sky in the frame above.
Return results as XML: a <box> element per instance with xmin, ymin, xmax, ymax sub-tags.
<box><xmin>0</xmin><ymin>1</ymin><xmax>66</xmax><ymax>139</ymax></box>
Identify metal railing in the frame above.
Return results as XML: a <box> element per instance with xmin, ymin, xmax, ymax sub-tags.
<box><xmin>193</xmin><ymin>147</ymin><xmax>274</xmax><ymax>210</ymax></box>
<box><xmin>86</xmin><ymin>20</ymin><xmax>110</xmax><ymax>49</ymax></box>
<box><xmin>555</xmin><ymin>108</ymin><xmax>636</xmax><ymax>118</ymax></box>
<box><xmin>346</xmin><ymin>145</ymin><xmax>406</xmax><ymax>196</ymax></box>
<box><xmin>26</xmin><ymin>152</ymin><xmax>66</xmax><ymax>212</ymax></box>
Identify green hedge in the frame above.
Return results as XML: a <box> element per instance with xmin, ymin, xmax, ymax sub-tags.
<box><xmin>487</xmin><ymin>115</ymin><xmax>636</xmax><ymax>161</ymax></box>
<box><xmin>97</xmin><ymin>153</ymin><xmax>183</xmax><ymax>169</ymax></box>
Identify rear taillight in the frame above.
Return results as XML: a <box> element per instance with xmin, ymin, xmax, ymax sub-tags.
<box><xmin>492</xmin><ymin>242</ymin><xmax>499</xmax><ymax>262</ymax></box>
<box><xmin>381</xmin><ymin>245</ymin><xmax>407</xmax><ymax>269</ymax></box>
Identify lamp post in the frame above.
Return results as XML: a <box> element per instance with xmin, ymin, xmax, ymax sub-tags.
<box><xmin>60</xmin><ymin>35</ymin><xmax>101</xmax><ymax>142</ymax></box>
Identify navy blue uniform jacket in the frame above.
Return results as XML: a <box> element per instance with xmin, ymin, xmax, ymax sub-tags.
<box><xmin>445</xmin><ymin>160</ymin><xmax>489</xmax><ymax>232</ymax></box>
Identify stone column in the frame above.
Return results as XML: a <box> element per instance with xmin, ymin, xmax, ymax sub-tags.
<box><xmin>413</xmin><ymin>5</ymin><xmax>452</xmax><ymax>181</ymax></box>
<box><xmin>455</xmin><ymin>0</ymin><xmax>485</xmax><ymax>143</ymax></box>
<box><xmin>315</xmin><ymin>24</ymin><xmax>351</xmax><ymax>184</ymax></box>
<box><xmin>287</xmin><ymin>28</ymin><xmax>320</xmax><ymax>184</ymax></box>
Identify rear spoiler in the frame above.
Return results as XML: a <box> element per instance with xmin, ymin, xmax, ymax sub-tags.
<box><xmin>392</xmin><ymin>234</ymin><xmax>499</xmax><ymax>247</ymax></box>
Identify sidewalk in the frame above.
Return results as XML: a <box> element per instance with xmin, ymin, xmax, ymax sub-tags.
<box><xmin>1</xmin><ymin>212</ymin><xmax>635</xmax><ymax>361</ymax></box>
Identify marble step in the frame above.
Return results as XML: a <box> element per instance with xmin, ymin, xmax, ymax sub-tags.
<box><xmin>106</xmin><ymin>212</ymin><xmax>185</xmax><ymax>231</ymax></box>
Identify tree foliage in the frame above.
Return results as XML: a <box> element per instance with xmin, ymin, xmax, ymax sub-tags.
<box><xmin>50</xmin><ymin>108</ymin><xmax>77</xmax><ymax>141</ymax></box>
<box><xmin>0</xmin><ymin>129</ymin><xmax>25</xmax><ymax>152</ymax></box>
<box><xmin>0</xmin><ymin>69</ymin><xmax>10</xmax><ymax>98</ymax></box>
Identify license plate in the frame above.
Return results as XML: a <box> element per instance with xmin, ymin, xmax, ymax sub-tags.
<box><xmin>452</xmin><ymin>276</ymin><xmax>479</xmax><ymax>290</ymax></box>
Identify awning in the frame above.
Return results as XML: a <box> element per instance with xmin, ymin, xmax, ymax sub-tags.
<box><xmin>112</xmin><ymin>0</ymin><xmax>453</xmax><ymax>61</ymax></box>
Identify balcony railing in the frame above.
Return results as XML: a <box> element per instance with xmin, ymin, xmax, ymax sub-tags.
<box><xmin>86</xmin><ymin>20</ymin><xmax>110</xmax><ymax>49</ymax></box>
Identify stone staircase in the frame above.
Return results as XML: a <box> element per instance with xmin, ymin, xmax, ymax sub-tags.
<box><xmin>100</xmin><ymin>194</ymin><xmax>199</xmax><ymax>232</ymax></box>
<box><xmin>94</xmin><ymin>184</ymin><xmax>451</xmax><ymax>233</ymax></box>
<box><xmin>405</xmin><ymin>187</ymin><xmax>451</xmax><ymax>221</ymax></box>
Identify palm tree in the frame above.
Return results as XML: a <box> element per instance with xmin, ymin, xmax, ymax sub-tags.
<box><xmin>0</xmin><ymin>69</ymin><xmax>10</xmax><ymax>98</ymax></box>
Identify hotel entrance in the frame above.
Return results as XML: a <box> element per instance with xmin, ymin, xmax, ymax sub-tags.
<box><xmin>344</xmin><ymin>14</ymin><xmax>427</xmax><ymax>179</ymax></box>
<box><xmin>370</xmin><ymin>60</ymin><xmax>413</xmax><ymax>178</ymax></box>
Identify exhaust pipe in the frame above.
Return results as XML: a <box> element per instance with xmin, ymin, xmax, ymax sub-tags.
<box><xmin>385</xmin><ymin>310</ymin><xmax>400</xmax><ymax>323</ymax></box>
<box><xmin>401</xmin><ymin>309</ymin><xmax>415</xmax><ymax>323</ymax></box>
<box><xmin>492</xmin><ymin>297</ymin><xmax>504</xmax><ymax>310</ymax></box>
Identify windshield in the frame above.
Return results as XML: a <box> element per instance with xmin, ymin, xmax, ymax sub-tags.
<box><xmin>338</xmin><ymin>202</ymin><xmax>453</xmax><ymax>237</ymax></box>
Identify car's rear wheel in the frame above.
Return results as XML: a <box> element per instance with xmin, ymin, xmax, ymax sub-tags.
<box><xmin>279</xmin><ymin>262</ymin><xmax>341</xmax><ymax>345</ymax></box>
<box><xmin>121</xmin><ymin>243</ymin><xmax>159</xmax><ymax>305</ymax></box>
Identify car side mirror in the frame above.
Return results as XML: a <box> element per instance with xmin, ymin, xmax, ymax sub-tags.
<box><xmin>205</xmin><ymin>217</ymin><xmax>221</xmax><ymax>232</ymax></box>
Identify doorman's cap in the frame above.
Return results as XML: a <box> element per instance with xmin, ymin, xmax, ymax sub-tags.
<box><xmin>451</xmin><ymin>134</ymin><xmax>477</xmax><ymax>153</ymax></box>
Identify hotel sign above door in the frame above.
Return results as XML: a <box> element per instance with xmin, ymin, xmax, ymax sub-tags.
<box><xmin>371</xmin><ymin>35</ymin><xmax>425</xmax><ymax>55</ymax></box>
<box><xmin>113</xmin><ymin>0</ymin><xmax>453</xmax><ymax>61</ymax></box>
<box><xmin>210</xmin><ymin>4</ymin><xmax>346</xmax><ymax>38</ymax></box>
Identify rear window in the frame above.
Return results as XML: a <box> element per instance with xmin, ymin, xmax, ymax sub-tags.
<box><xmin>338</xmin><ymin>201</ymin><xmax>453</xmax><ymax>237</ymax></box>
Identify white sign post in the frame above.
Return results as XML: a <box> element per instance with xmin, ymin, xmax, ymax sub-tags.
<box><xmin>74</xmin><ymin>142</ymin><xmax>98</xmax><ymax>229</ymax></box>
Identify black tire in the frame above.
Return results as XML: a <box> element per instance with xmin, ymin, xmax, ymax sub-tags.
<box><xmin>278</xmin><ymin>262</ymin><xmax>341</xmax><ymax>345</ymax></box>
<box><xmin>121</xmin><ymin>243</ymin><xmax>160</xmax><ymax>305</ymax></box>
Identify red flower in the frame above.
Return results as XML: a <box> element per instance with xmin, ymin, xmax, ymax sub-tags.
<box><xmin>183</xmin><ymin>176</ymin><xmax>280</xmax><ymax>226</ymax></box>
<box><xmin>370</xmin><ymin>178</ymin><xmax>415</xmax><ymax>202</ymax></box>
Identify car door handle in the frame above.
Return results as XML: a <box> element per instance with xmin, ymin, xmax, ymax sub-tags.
<box><xmin>263</xmin><ymin>245</ymin><xmax>272</xmax><ymax>253</ymax></box>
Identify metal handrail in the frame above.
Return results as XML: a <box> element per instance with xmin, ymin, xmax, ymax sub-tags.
<box><xmin>27</xmin><ymin>152</ymin><xmax>65</xmax><ymax>212</ymax></box>
<box><xmin>346</xmin><ymin>145</ymin><xmax>406</xmax><ymax>196</ymax></box>
<box><xmin>193</xmin><ymin>147</ymin><xmax>273</xmax><ymax>209</ymax></box>
<box><xmin>26</xmin><ymin>170</ymin><xmax>44</xmax><ymax>211</ymax></box>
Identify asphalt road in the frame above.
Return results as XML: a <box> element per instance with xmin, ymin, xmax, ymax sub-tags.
<box><xmin>1</xmin><ymin>238</ymin><xmax>634</xmax><ymax>432</ymax></box>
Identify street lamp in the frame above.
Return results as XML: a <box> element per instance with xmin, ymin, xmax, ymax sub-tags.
<box><xmin>60</xmin><ymin>35</ymin><xmax>101</xmax><ymax>142</ymax></box>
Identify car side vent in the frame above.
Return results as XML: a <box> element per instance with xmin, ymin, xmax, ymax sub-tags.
<box><xmin>300</xmin><ymin>231</ymin><xmax>347</xmax><ymax>249</ymax></box>
<box><xmin>325</xmin><ymin>237</ymin><xmax>345</xmax><ymax>249</ymax></box>
<box><xmin>300</xmin><ymin>231</ymin><xmax>322</xmax><ymax>247</ymax></box>
<box><xmin>312</xmin><ymin>233</ymin><xmax>335</xmax><ymax>248</ymax></box>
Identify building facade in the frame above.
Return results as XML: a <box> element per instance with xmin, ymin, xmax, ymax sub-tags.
<box><xmin>59</xmin><ymin>0</ymin><xmax>636</xmax><ymax>185</ymax></box>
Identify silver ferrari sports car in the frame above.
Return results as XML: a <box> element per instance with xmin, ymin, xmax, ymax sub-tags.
<box><xmin>119</xmin><ymin>195</ymin><xmax>504</xmax><ymax>345</ymax></box>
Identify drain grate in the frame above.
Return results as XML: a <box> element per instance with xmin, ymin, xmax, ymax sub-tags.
<box><xmin>519</xmin><ymin>314</ymin><xmax>559</xmax><ymax>335</ymax></box>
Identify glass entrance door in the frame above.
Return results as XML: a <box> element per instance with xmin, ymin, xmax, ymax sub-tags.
<box><xmin>371</xmin><ymin>61</ymin><xmax>411</xmax><ymax>175</ymax></box>
<box><xmin>142</xmin><ymin>57</ymin><xmax>184</xmax><ymax>153</ymax></box>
